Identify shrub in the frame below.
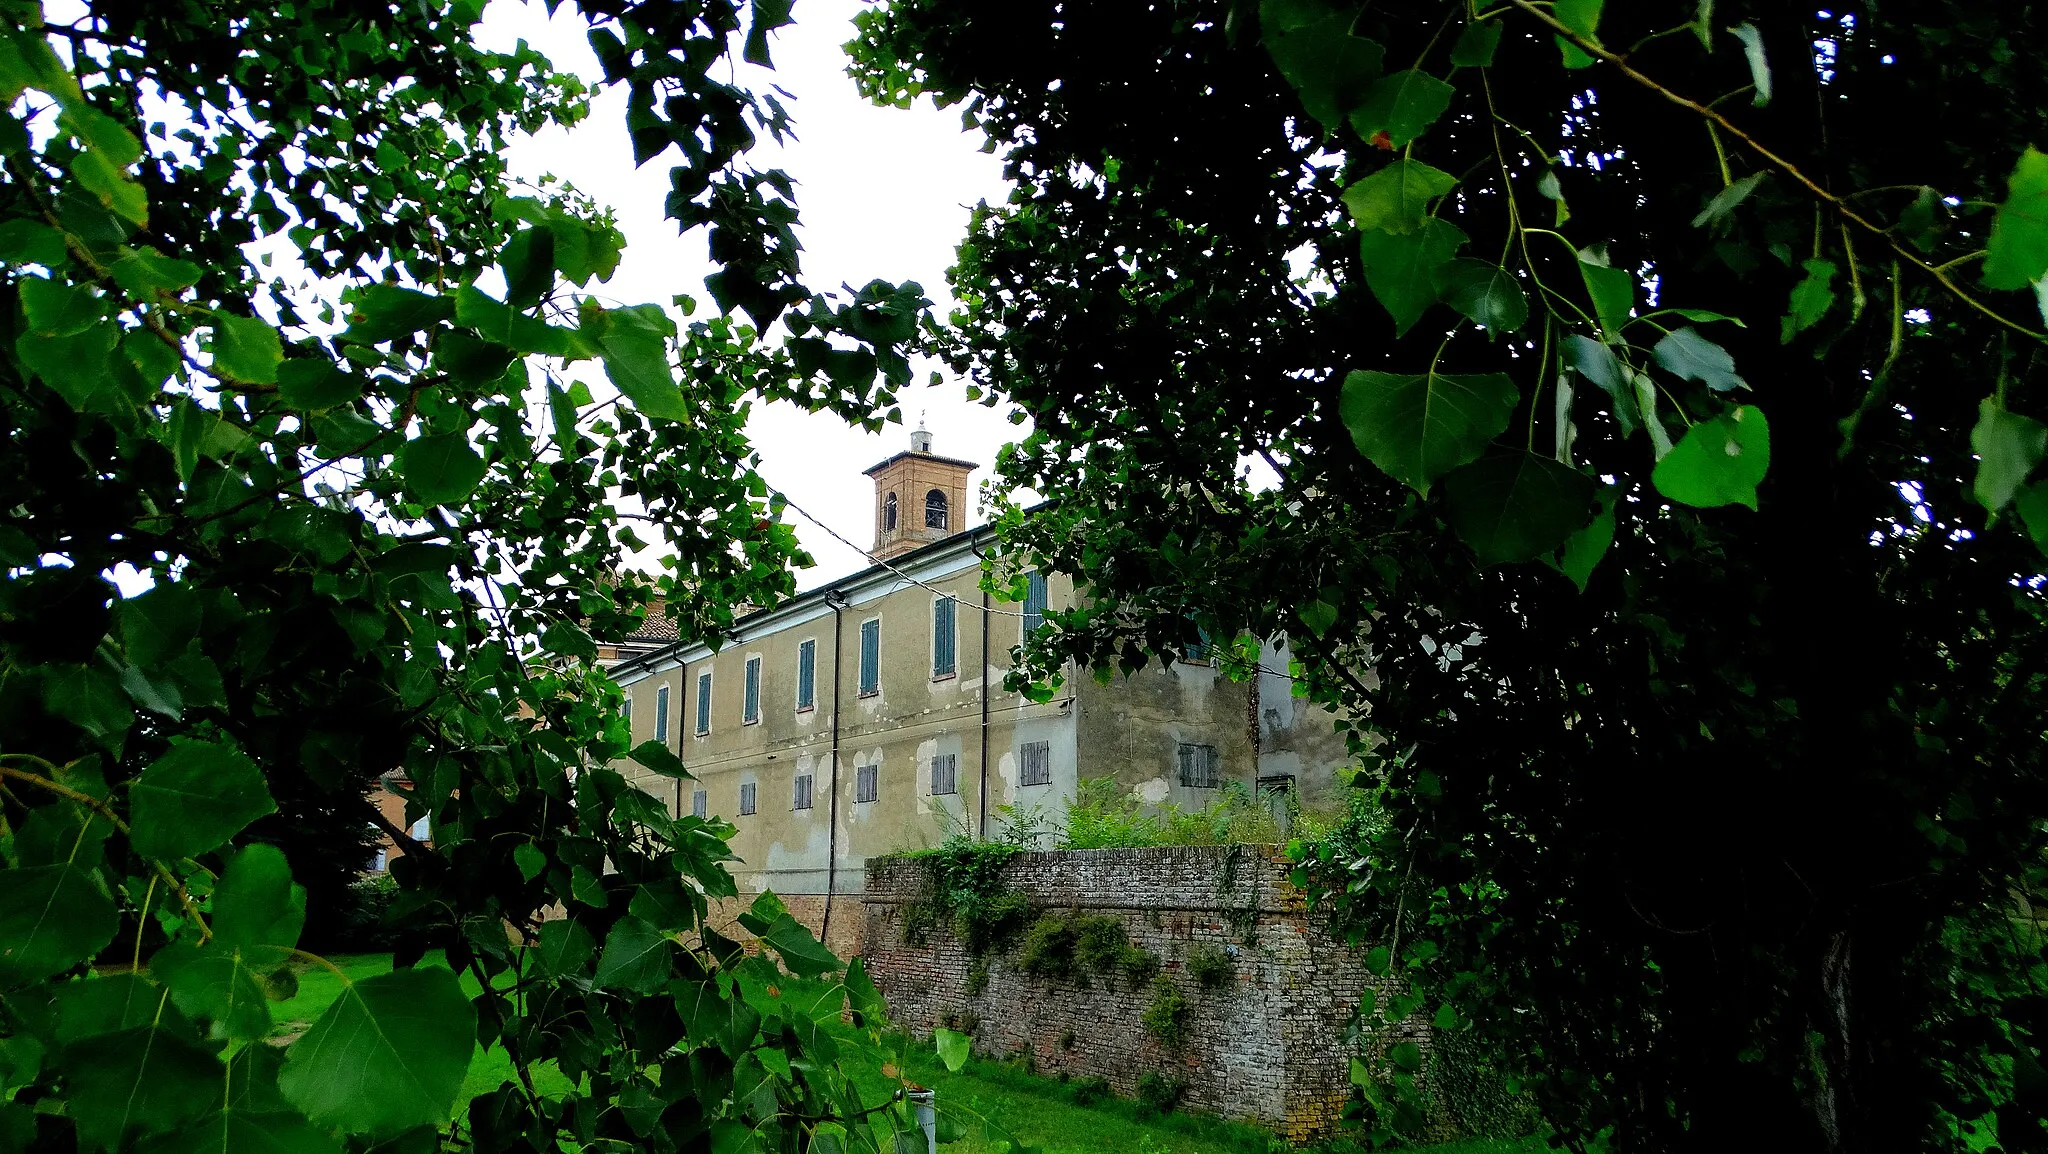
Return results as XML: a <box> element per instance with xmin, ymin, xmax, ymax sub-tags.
<box><xmin>1136</xmin><ymin>1071</ymin><xmax>1186</xmax><ymax>1114</ymax></box>
<box><xmin>1073</xmin><ymin>913</ymin><xmax>1130</xmax><ymax>974</ymax></box>
<box><xmin>1141</xmin><ymin>977</ymin><xmax>1192</xmax><ymax>1049</ymax></box>
<box><xmin>965</xmin><ymin>956</ymin><xmax>989</xmax><ymax>997</ymax></box>
<box><xmin>1122</xmin><ymin>947</ymin><xmax>1162</xmax><ymax>988</ymax></box>
<box><xmin>326</xmin><ymin>872</ymin><xmax>400</xmax><ymax>952</ymax></box>
<box><xmin>890</xmin><ymin>839</ymin><xmax>1032</xmax><ymax>954</ymax></box>
<box><xmin>1185</xmin><ymin>942</ymin><xmax>1235</xmax><ymax>990</ymax></box>
<box><xmin>1017</xmin><ymin>911</ymin><xmax>1082</xmax><ymax>982</ymax></box>
<box><xmin>1062</xmin><ymin>776</ymin><xmax>1165</xmax><ymax>848</ymax></box>
<box><xmin>1070</xmin><ymin>1075</ymin><xmax>1112</xmax><ymax>1106</ymax></box>
<box><xmin>1058</xmin><ymin>1027</ymin><xmax>1076</xmax><ymax>1051</ymax></box>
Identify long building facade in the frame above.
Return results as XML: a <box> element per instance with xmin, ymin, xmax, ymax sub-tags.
<box><xmin>608</xmin><ymin>431</ymin><xmax>1350</xmax><ymax>955</ymax></box>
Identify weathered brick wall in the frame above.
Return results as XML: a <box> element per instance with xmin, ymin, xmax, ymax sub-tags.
<box><xmin>861</xmin><ymin>846</ymin><xmax>1433</xmax><ymax>1142</ymax></box>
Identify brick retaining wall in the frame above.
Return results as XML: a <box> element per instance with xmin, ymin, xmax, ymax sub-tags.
<box><xmin>860</xmin><ymin>845</ymin><xmax>1433</xmax><ymax>1142</ymax></box>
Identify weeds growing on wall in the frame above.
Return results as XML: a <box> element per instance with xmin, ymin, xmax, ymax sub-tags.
<box><xmin>1186</xmin><ymin>942</ymin><xmax>1236</xmax><ymax>990</ymax></box>
<box><xmin>1016</xmin><ymin>909</ymin><xmax>1161</xmax><ymax>989</ymax></box>
<box><xmin>1142</xmin><ymin>977</ymin><xmax>1193</xmax><ymax>1049</ymax></box>
<box><xmin>889</xmin><ymin>836</ymin><xmax>1033</xmax><ymax>955</ymax></box>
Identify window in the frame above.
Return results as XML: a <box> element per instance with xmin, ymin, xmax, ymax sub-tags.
<box><xmin>793</xmin><ymin>773</ymin><xmax>814</xmax><ymax>810</ymax></box>
<box><xmin>925</xmin><ymin>488</ymin><xmax>948</xmax><ymax>529</ymax></box>
<box><xmin>739</xmin><ymin>781</ymin><xmax>757</xmax><ymax>815</ymax></box>
<box><xmin>856</xmin><ymin>762</ymin><xmax>879</xmax><ymax>804</ymax></box>
<box><xmin>796</xmin><ymin>639</ymin><xmax>816</xmax><ymax>711</ymax></box>
<box><xmin>694</xmin><ymin>671</ymin><xmax>712</xmax><ymax>736</ymax></box>
<box><xmin>1019</xmin><ymin>740</ymin><xmax>1051</xmax><ymax>787</ymax></box>
<box><xmin>858</xmin><ymin>618</ymin><xmax>880</xmax><ymax>696</ymax></box>
<box><xmin>654</xmin><ymin>684</ymin><xmax>670</xmax><ymax>744</ymax></box>
<box><xmin>742</xmin><ymin>656</ymin><xmax>761</xmax><ymax>724</ymax></box>
<box><xmin>1022</xmin><ymin>571</ymin><xmax>1048</xmax><ymax>638</ymax></box>
<box><xmin>409</xmin><ymin>815</ymin><xmax>430</xmax><ymax>841</ymax></box>
<box><xmin>692</xmin><ymin>789</ymin><xmax>707</xmax><ymax>819</ymax></box>
<box><xmin>622</xmin><ymin>695</ymin><xmax>632</xmax><ymax>732</ymax></box>
<box><xmin>1178</xmin><ymin>743</ymin><xmax>1221</xmax><ymax>788</ymax></box>
<box><xmin>373</xmin><ymin>847</ymin><xmax>388</xmax><ymax>871</ymax></box>
<box><xmin>932</xmin><ymin>596</ymin><xmax>957</xmax><ymax>678</ymax></box>
<box><xmin>1180</xmin><ymin>618</ymin><xmax>1214</xmax><ymax>665</ymax></box>
<box><xmin>930</xmin><ymin>753</ymin><xmax>958</xmax><ymax>796</ymax></box>
<box><xmin>883</xmin><ymin>492</ymin><xmax>898</xmax><ymax>531</ymax></box>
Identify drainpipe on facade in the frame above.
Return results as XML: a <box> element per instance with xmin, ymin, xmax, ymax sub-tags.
<box><xmin>970</xmin><ymin>542</ymin><xmax>991</xmax><ymax>839</ymax></box>
<box><xmin>820</xmin><ymin>590</ymin><xmax>846</xmax><ymax>948</ymax></box>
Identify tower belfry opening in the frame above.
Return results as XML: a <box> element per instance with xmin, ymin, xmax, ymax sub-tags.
<box><xmin>864</xmin><ymin>425</ymin><xmax>976</xmax><ymax>561</ymax></box>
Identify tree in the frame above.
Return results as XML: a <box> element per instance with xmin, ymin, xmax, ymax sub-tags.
<box><xmin>0</xmin><ymin>1</ymin><xmax>940</xmax><ymax>1151</ymax></box>
<box><xmin>850</xmin><ymin>2</ymin><xmax>2048</xmax><ymax>1151</ymax></box>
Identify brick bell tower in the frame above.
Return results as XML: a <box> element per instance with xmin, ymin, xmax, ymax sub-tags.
<box><xmin>865</xmin><ymin>422</ymin><xmax>978</xmax><ymax>561</ymax></box>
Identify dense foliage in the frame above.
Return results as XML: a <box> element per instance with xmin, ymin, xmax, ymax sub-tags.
<box><xmin>850</xmin><ymin>2</ymin><xmax>2048</xmax><ymax>1152</ymax></box>
<box><xmin>0</xmin><ymin>1</ymin><xmax>955</xmax><ymax>1151</ymax></box>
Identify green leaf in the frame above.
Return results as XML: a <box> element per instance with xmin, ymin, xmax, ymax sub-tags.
<box><xmin>844</xmin><ymin>956</ymin><xmax>887</xmax><ymax>1024</ymax></box>
<box><xmin>212</xmin><ymin>843</ymin><xmax>306</xmax><ymax>966</ymax></box>
<box><xmin>129</xmin><ymin>738</ymin><xmax>276</xmax><ymax>862</ymax></box>
<box><xmin>21</xmin><ymin>276</ymin><xmax>101</xmax><ymax>335</ymax></box>
<box><xmin>111</xmin><ymin>248</ymin><xmax>202</xmax><ymax>296</ymax></box>
<box><xmin>1781</xmin><ymin>258</ymin><xmax>1837</xmax><ymax>342</ymax></box>
<box><xmin>594</xmin><ymin>915</ymin><xmax>673</xmax><ymax>994</ymax></box>
<box><xmin>600</xmin><ymin>305</ymin><xmax>692</xmax><ymax>421</ymax></box>
<box><xmin>0</xmin><ymin>218</ymin><xmax>68</xmax><ymax>265</ymax></box>
<box><xmin>344</xmin><ymin>285</ymin><xmax>454</xmax><ymax>345</ymax></box>
<box><xmin>18</xmin><ymin>321</ymin><xmax>121</xmax><ymax>412</ymax></box>
<box><xmin>1389</xmin><ymin>1040</ymin><xmax>1423</xmax><ymax>1071</ymax></box>
<box><xmin>1691</xmin><ymin>172</ymin><xmax>1768</xmax><ymax>229</ymax></box>
<box><xmin>1441</xmin><ymin>449</ymin><xmax>1598</xmax><ymax>564</ymax></box>
<box><xmin>1359</xmin><ymin>218</ymin><xmax>1465</xmax><ymax>336</ymax></box>
<box><xmin>514</xmin><ymin>842</ymin><xmax>546</xmax><ymax>883</ymax></box>
<box><xmin>117</xmin><ymin>581</ymin><xmax>202</xmax><ymax>667</ymax></box>
<box><xmin>2015</xmin><ymin>480</ymin><xmax>2048</xmax><ymax>555</ymax></box>
<box><xmin>758</xmin><ymin>912</ymin><xmax>839</xmax><ymax>977</ymax></box>
<box><xmin>1343</xmin><ymin>160</ymin><xmax>1456</xmax><ymax>235</ymax></box>
<box><xmin>1577</xmin><ymin>251</ymin><xmax>1633</xmax><ymax>336</ymax></box>
<box><xmin>0</xmin><ymin>864</ymin><xmax>118</xmax><ymax>983</ymax></box>
<box><xmin>1567</xmin><ymin>336</ymin><xmax>1638</xmax><ymax>436</ymax></box>
<box><xmin>1983</xmin><ymin>148</ymin><xmax>2048</xmax><ymax>290</ymax></box>
<box><xmin>1348</xmin><ymin>70</ymin><xmax>1454</xmax><ymax>150</ymax></box>
<box><xmin>62</xmin><ymin>1026</ymin><xmax>223</xmax><ymax>1149</ymax></box>
<box><xmin>152</xmin><ymin>938</ymin><xmax>273</xmax><ymax>1040</ymax></box>
<box><xmin>137</xmin><ymin>1110</ymin><xmax>340</xmax><ymax>1154</ymax></box>
<box><xmin>1299</xmin><ymin>599</ymin><xmax>1338</xmax><ymax>638</ymax></box>
<box><xmin>1556</xmin><ymin>35</ymin><xmax>1596</xmax><ymax>69</ymax></box>
<box><xmin>1339</xmin><ymin>370</ymin><xmax>1519</xmax><ymax>496</ymax></box>
<box><xmin>536</xmin><ymin>918</ymin><xmax>595</xmax><ymax>978</ymax></box>
<box><xmin>41</xmin><ymin>661</ymin><xmax>134</xmax><ymax>741</ymax></box>
<box><xmin>1652</xmin><ymin>404</ymin><xmax>1772</xmax><ymax>510</ymax></box>
<box><xmin>1898</xmin><ymin>186</ymin><xmax>1942</xmax><ymax>253</ymax></box>
<box><xmin>277</xmin><ymin>360</ymin><xmax>362</xmax><ymax>410</ymax></box>
<box><xmin>1435</xmin><ymin>259</ymin><xmax>1528</xmax><ymax>333</ymax></box>
<box><xmin>1449</xmin><ymin>22</ymin><xmax>1502</xmax><ymax>68</ymax></box>
<box><xmin>1556</xmin><ymin>0</ymin><xmax>1602</xmax><ymax>42</ymax></box>
<box><xmin>277</xmin><ymin>967</ymin><xmax>475</xmax><ymax>1137</ymax></box>
<box><xmin>571</xmin><ymin>864</ymin><xmax>608</xmax><ymax>906</ymax></box>
<box><xmin>210</xmin><ymin>314</ymin><xmax>283</xmax><ymax>384</ymax></box>
<box><xmin>1556</xmin><ymin>485</ymin><xmax>1620</xmax><ymax>591</ymax></box>
<box><xmin>1262</xmin><ymin>6</ymin><xmax>1385</xmax><ymax>133</ymax></box>
<box><xmin>629</xmin><ymin>739</ymin><xmax>692</xmax><ymax>779</ymax></box>
<box><xmin>1653</xmin><ymin>327</ymin><xmax>1746</xmax><ymax>392</ymax></box>
<box><xmin>71</xmin><ymin>147</ymin><xmax>147</xmax><ymax>225</ymax></box>
<box><xmin>1970</xmin><ymin>397</ymin><xmax>2047</xmax><ymax>513</ymax></box>
<box><xmin>1726</xmin><ymin>23</ymin><xmax>1772</xmax><ymax>106</ymax></box>
<box><xmin>934</xmin><ymin>1027</ymin><xmax>971</xmax><ymax>1073</ymax></box>
<box><xmin>53</xmin><ymin>973</ymin><xmax>185</xmax><ymax>1045</ymax></box>
<box><xmin>398</xmin><ymin>433</ymin><xmax>488</xmax><ymax>506</ymax></box>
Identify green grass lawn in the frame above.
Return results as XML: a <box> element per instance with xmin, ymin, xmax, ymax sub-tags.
<box><xmin>272</xmin><ymin>955</ymin><xmax>1539</xmax><ymax>1154</ymax></box>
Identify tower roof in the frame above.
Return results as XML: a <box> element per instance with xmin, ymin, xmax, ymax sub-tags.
<box><xmin>862</xmin><ymin>448</ymin><xmax>980</xmax><ymax>477</ymax></box>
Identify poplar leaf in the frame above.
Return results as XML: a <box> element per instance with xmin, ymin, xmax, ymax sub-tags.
<box><xmin>211</xmin><ymin>315</ymin><xmax>283</xmax><ymax>384</ymax></box>
<box><xmin>1653</xmin><ymin>405</ymin><xmax>1772</xmax><ymax>509</ymax></box>
<box><xmin>1970</xmin><ymin>398</ymin><xmax>2047</xmax><ymax>514</ymax></box>
<box><xmin>1727</xmin><ymin>23</ymin><xmax>1772</xmax><ymax>106</ymax></box>
<box><xmin>1348</xmin><ymin>70</ymin><xmax>1454</xmax><ymax>149</ymax></box>
<box><xmin>1983</xmin><ymin>148</ymin><xmax>2048</xmax><ymax>291</ymax></box>
<box><xmin>129</xmin><ymin>739</ymin><xmax>276</xmax><ymax>862</ymax></box>
<box><xmin>1343</xmin><ymin>160</ymin><xmax>1457</xmax><ymax>235</ymax></box>
<box><xmin>935</xmin><ymin>1027</ymin><xmax>971</xmax><ymax>1072</ymax></box>
<box><xmin>277</xmin><ymin>967</ymin><xmax>475</xmax><ymax>1136</ymax></box>
<box><xmin>1339</xmin><ymin>370</ymin><xmax>1519</xmax><ymax>496</ymax></box>
<box><xmin>398</xmin><ymin>433</ymin><xmax>488</xmax><ymax>506</ymax></box>
<box><xmin>1441</xmin><ymin>448</ymin><xmax>1598</xmax><ymax>564</ymax></box>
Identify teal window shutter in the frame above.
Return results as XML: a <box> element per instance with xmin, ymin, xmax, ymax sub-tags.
<box><xmin>933</xmin><ymin>596</ymin><xmax>957</xmax><ymax>677</ymax></box>
<box><xmin>1022</xmin><ymin>572</ymin><xmax>1047</xmax><ymax>636</ymax></box>
<box><xmin>859</xmin><ymin>619</ymin><xmax>880</xmax><ymax>695</ymax></box>
<box><xmin>797</xmin><ymin>639</ymin><xmax>816</xmax><ymax>709</ymax></box>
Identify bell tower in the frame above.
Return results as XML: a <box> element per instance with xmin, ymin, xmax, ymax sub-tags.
<box><xmin>865</xmin><ymin>423</ymin><xmax>977</xmax><ymax>561</ymax></box>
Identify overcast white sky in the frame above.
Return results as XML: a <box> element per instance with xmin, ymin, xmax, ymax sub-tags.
<box><xmin>475</xmin><ymin>0</ymin><xmax>1017</xmax><ymax>589</ymax></box>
